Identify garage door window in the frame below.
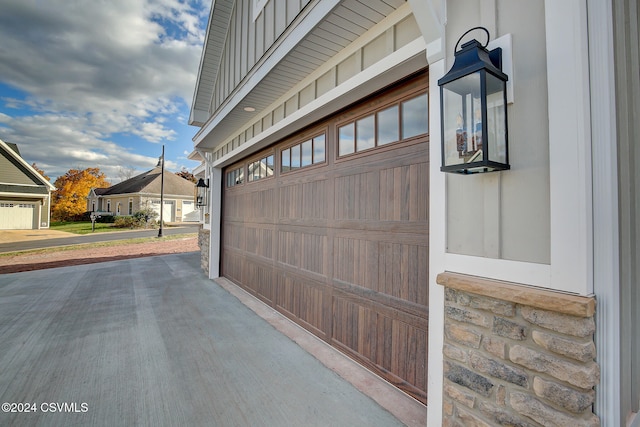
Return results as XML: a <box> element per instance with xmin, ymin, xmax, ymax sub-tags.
<box><xmin>338</xmin><ymin>92</ymin><xmax>428</xmax><ymax>157</ymax></box>
<box><xmin>248</xmin><ymin>154</ymin><xmax>274</xmax><ymax>182</ymax></box>
<box><xmin>227</xmin><ymin>166</ymin><xmax>244</xmax><ymax>187</ymax></box>
<box><xmin>281</xmin><ymin>133</ymin><xmax>326</xmax><ymax>173</ymax></box>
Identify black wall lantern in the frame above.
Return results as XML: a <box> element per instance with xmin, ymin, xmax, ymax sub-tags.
<box><xmin>439</xmin><ymin>27</ymin><xmax>509</xmax><ymax>174</ymax></box>
<box><xmin>196</xmin><ymin>178</ymin><xmax>209</xmax><ymax>207</ymax></box>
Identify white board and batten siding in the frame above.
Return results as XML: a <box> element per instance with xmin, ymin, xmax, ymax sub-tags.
<box><xmin>212</xmin><ymin>0</ymin><xmax>314</xmax><ymax>114</ymax></box>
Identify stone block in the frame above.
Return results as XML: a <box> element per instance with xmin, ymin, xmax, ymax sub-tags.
<box><xmin>478</xmin><ymin>400</ymin><xmax>536</xmax><ymax>427</ymax></box>
<box><xmin>509</xmin><ymin>345</ymin><xmax>600</xmax><ymax>389</ymax></box>
<box><xmin>533</xmin><ymin>377</ymin><xmax>595</xmax><ymax>413</ymax></box>
<box><xmin>445</xmin><ymin>322</ymin><xmax>482</xmax><ymax>349</ymax></box>
<box><xmin>496</xmin><ymin>384</ymin><xmax>506</xmax><ymax>406</ymax></box>
<box><xmin>459</xmin><ymin>416</ymin><xmax>493</xmax><ymax>427</ymax></box>
<box><xmin>470</xmin><ymin>351</ymin><xmax>529</xmax><ymax>387</ymax></box>
<box><xmin>444</xmin><ymin>381</ymin><xmax>476</xmax><ymax>408</ymax></box>
<box><xmin>483</xmin><ymin>336</ymin><xmax>507</xmax><ymax>359</ymax></box>
<box><xmin>532</xmin><ymin>330</ymin><xmax>596</xmax><ymax>362</ymax></box>
<box><xmin>443</xmin><ymin>398</ymin><xmax>454</xmax><ymax>416</ymax></box>
<box><xmin>445</xmin><ymin>361</ymin><xmax>494</xmax><ymax>397</ymax></box>
<box><xmin>445</xmin><ymin>287</ymin><xmax>463</xmax><ymax>303</ymax></box>
<box><xmin>444</xmin><ymin>343</ymin><xmax>468</xmax><ymax>363</ymax></box>
<box><xmin>493</xmin><ymin>316</ymin><xmax>527</xmax><ymax>341</ymax></box>
<box><xmin>521</xmin><ymin>306</ymin><xmax>595</xmax><ymax>338</ymax></box>
<box><xmin>446</xmin><ymin>306</ymin><xmax>490</xmax><ymax>327</ymax></box>
<box><xmin>443</xmin><ymin>417</ymin><xmax>465</xmax><ymax>427</ymax></box>
<box><xmin>445</xmin><ymin>288</ymin><xmax>515</xmax><ymax>316</ymax></box>
<box><xmin>457</xmin><ymin>407</ymin><xmax>493</xmax><ymax>427</ymax></box>
<box><xmin>510</xmin><ymin>392</ymin><xmax>600</xmax><ymax>426</ymax></box>
<box><xmin>467</xmin><ymin>294</ymin><xmax>515</xmax><ymax>317</ymax></box>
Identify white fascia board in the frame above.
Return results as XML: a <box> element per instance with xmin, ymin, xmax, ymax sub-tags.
<box><xmin>189</xmin><ymin>109</ymin><xmax>209</xmax><ymax>127</ymax></box>
<box><xmin>193</xmin><ymin>163</ymin><xmax>206</xmax><ymax>176</ymax></box>
<box><xmin>0</xmin><ymin>191</ymin><xmax>49</xmax><ymax>199</ymax></box>
<box><xmin>210</xmin><ymin>37</ymin><xmax>427</xmax><ymax>168</ymax></box>
<box><xmin>193</xmin><ymin>0</ymin><xmax>342</xmax><ymax>146</ymax></box>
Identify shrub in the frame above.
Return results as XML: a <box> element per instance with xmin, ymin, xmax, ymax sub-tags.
<box><xmin>113</xmin><ymin>216</ymin><xmax>140</xmax><ymax>228</ymax></box>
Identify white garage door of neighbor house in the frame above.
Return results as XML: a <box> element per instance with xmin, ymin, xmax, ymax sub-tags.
<box><xmin>151</xmin><ymin>201</ymin><xmax>174</xmax><ymax>223</ymax></box>
<box><xmin>0</xmin><ymin>202</ymin><xmax>36</xmax><ymax>229</ymax></box>
<box><xmin>182</xmin><ymin>200</ymin><xmax>194</xmax><ymax>216</ymax></box>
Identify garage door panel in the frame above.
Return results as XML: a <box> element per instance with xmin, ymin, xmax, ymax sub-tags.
<box><xmin>332</xmin><ymin>297</ymin><xmax>428</xmax><ymax>402</ymax></box>
<box><xmin>275</xmin><ymin>271</ymin><xmax>328</xmax><ymax>336</ymax></box>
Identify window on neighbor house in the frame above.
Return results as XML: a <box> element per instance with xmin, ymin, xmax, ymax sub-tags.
<box><xmin>338</xmin><ymin>92</ymin><xmax>428</xmax><ymax>157</ymax></box>
<box><xmin>281</xmin><ymin>133</ymin><xmax>326</xmax><ymax>173</ymax></box>
<box><xmin>128</xmin><ymin>199</ymin><xmax>133</xmax><ymax>215</ymax></box>
<box><xmin>107</xmin><ymin>200</ymin><xmax>111</xmax><ymax>212</ymax></box>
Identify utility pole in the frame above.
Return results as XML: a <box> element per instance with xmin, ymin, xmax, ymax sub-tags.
<box><xmin>158</xmin><ymin>144</ymin><xmax>165</xmax><ymax>238</ymax></box>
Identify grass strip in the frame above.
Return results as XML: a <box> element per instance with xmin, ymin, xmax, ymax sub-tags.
<box><xmin>0</xmin><ymin>233</ymin><xmax>197</xmax><ymax>258</ymax></box>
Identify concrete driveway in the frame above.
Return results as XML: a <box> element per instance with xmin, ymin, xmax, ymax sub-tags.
<box><xmin>0</xmin><ymin>252</ymin><xmax>425</xmax><ymax>426</ymax></box>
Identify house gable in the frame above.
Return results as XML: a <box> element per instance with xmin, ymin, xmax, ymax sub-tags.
<box><xmin>0</xmin><ymin>139</ymin><xmax>55</xmax><ymax>193</ymax></box>
<box><xmin>95</xmin><ymin>167</ymin><xmax>195</xmax><ymax>198</ymax></box>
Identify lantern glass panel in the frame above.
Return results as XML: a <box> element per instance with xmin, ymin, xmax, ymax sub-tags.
<box><xmin>486</xmin><ymin>73</ymin><xmax>507</xmax><ymax>164</ymax></box>
<box><xmin>442</xmin><ymin>71</ymin><xmax>483</xmax><ymax>168</ymax></box>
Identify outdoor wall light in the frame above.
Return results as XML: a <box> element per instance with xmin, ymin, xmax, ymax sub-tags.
<box><xmin>439</xmin><ymin>27</ymin><xmax>509</xmax><ymax>174</ymax></box>
<box><xmin>196</xmin><ymin>178</ymin><xmax>209</xmax><ymax>207</ymax></box>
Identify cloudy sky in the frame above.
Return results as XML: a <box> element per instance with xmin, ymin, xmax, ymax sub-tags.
<box><xmin>0</xmin><ymin>0</ymin><xmax>212</xmax><ymax>183</ymax></box>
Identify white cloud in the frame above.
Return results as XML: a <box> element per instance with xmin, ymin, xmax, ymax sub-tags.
<box><xmin>0</xmin><ymin>0</ymin><xmax>210</xmax><ymax>181</ymax></box>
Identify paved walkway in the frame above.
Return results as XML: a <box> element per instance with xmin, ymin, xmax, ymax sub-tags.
<box><xmin>0</xmin><ymin>252</ymin><xmax>425</xmax><ymax>426</ymax></box>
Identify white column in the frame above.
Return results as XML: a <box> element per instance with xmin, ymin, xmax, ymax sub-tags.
<box><xmin>545</xmin><ymin>0</ymin><xmax>593</xmax><ymax>295</ymax></box>
<box><xmin>208</xmin><ymin>166</ymin><xmax>222</xmax><ymax>279</ymax></box>
<box><xmin>428</xmin><ymin>50</ymin><xmax>446</xmax><ymax>427</ymax></box>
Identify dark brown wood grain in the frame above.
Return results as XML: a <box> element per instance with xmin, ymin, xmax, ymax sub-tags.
<box><xmin>221</xmin><ymin>71</ymin><xmax>429</xmax><ymax>403</ymax></box>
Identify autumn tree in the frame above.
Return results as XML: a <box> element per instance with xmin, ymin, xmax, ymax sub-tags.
<box><xmin>31</xmin><ymin>163</ymin><xmax>50</xmax><ymax>181</ymax></box>
<box><xmin>175</xmin><ymin>167</ymin><xmax>196</xmax><ymax>183</ymax></box>
<box><xmin>52</xmin><ymin>167</ymin><xmax>110</xmax><ymax>221</ymax></box>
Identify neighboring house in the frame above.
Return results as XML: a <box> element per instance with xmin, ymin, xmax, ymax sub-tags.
<box><xmin>190</xmin><ymin>1</ymin><xmax>638</xmax><ymax>426</ymax></box>
<box><xmin>87</xmin><ymin>166</ymin><xmax>197</xmax><ymax>223</ymax></box>
<box><xmin>0</xmin><ymin>139</ymin><xmax>55</xmax><ymax>230</ymax></box>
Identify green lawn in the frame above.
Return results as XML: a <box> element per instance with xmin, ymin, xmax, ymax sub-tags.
<box><xmin>51</xmin><ymin>221</ymin><xmax>128</xmax><ymax>234</ymax></box>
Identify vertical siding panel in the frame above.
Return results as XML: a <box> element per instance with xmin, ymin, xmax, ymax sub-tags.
<box><xmin>286</xmin><ymin>0</ymin><xmax>299</xmax><ymax>25</ymax></box>
<box><xmin>240</xmin><ymin>0</ymin><xmax>248</xmax><ymax>77</ymax></box>
<box><xmin>275</xmin><ymin>0</ymin><xmax>286</xmax><ymax>38</ymax></box>
<box><xmin>247</xmin><ymin>1</ymin><xmax>256</xmax><ymax>70</ymax></box>
<box><xmin>264</xmin><ymin>1</ymin><xmax>275</xmax><ymax>49</ymax></box>
<box><xmin>234</xmin><ymin>0</ymin><xmax>242</xmax><ymax>86</ymax></box>
<box><xmin>255</xmin><ymin>12</ymin><xmax>264</xmax><ymax>60</ymax></box>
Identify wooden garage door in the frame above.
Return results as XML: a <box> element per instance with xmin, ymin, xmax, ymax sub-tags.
<box><xmin>222</xmin><ymin>73</ymin><xmax>429</xmax><ymax>403</ymax></box>
<box><xmin>0</xmin><ymin>202</ymin><xmax>36</xmax><ymax>229</ymax></box>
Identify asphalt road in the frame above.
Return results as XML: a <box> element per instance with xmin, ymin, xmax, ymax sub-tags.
<box><xmin>0</xmin><ymin>224</ymin><xmax>200</xmax><ymax>254</ymax></box>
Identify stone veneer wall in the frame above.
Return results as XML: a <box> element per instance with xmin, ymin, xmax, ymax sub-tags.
<box><xmin>198</xmin><ymin>228</ymin><xmax>210</xmax><ymax>275</ymax></box>
<box><xmin>437</xmin><ymin>272</ymin><xmax>600</xmax><ymax>427</ymax></box>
